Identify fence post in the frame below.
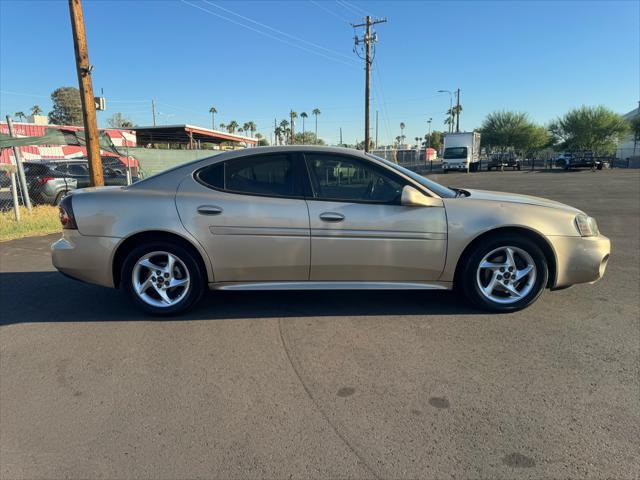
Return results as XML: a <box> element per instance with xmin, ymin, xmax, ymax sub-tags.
<box><xmin>6</xmin><ymin>116</ymin><xmax>32</xmax><ymax>210</ymax></box>
<box><xmin>9</xmin><ymin>171</ymin><xmax>20</xmax><ymax>222</ymax></box>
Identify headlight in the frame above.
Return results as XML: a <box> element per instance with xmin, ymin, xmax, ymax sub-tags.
<box><xmin>575</xmin><ymin>214</ymin><xmax>599</xmax><ymax>237</ymax></box>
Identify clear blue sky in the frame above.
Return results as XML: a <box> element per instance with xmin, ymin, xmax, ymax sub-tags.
<box><xmin>1</xmin><ymin>0</ymin><xmax>638</xmax><ymax>145</ymax></box>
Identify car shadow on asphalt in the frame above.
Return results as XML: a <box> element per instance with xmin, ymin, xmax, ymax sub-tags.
<box><xmin>0</xmin><ymin>271</ymin><xmax>480</xmax><ymax>325</ymax></box>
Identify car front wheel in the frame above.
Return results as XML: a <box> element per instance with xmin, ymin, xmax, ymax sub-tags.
<box><xmin>122</xmin><ymin>242</ymin><xmax>205</xmax><ymax>315</ymax></box>
<box><xmin>460</xmin><ymin>235</ymin><xmax>548</xmax><ymax>312</ymax></box>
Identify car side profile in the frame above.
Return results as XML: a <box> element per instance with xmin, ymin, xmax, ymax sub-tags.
<box><xmin>52</xmin><ymin>146</ymin><xmax>610</xmax><ymax>315</ymax></box>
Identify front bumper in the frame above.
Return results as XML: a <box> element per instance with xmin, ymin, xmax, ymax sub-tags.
<box><xmin>51</xmin><ymin>230</ymin><xmax>119</xmax><ymax>288</ymax></box>
<box><xmin>443</xmin><ymin>163</ymin><xmax>468</xmax><ymax>171</ymax></box>
<box><xmin>548</xmin><ymin>234</ymin><xmax>610</xmax><ymax>288</ymax></box>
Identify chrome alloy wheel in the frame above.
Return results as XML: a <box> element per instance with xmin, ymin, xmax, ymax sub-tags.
<box><xmin>476</xmin><ymin>246</ymin><xmax>537</xmax><ymax>304</ymax></box>
<box><xmin>131</xmin><ymin>251</ymin><xmax>191</xmax><ymax>308</ymax></box>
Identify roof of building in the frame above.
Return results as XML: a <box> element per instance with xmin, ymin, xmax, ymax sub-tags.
<box><xmin>132</xmin><ymin>124</ymin><xmax>257</xmax><ymax>145</ymax></box>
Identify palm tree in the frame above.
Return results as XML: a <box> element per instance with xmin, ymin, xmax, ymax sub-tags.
<box><xmin>279</xmin><ymin>119</ymin><xmax>290</xmax><ymax>144</ymax></box>
<box><xmin>14</xmin><ymin>111</ymin><xmax>26</xmax><ymax>121</ymax></box>
<box><xmin>238</xmin><ymin>128</ymin><xmax>244</xmax><ymax>135</ymax></box>
<box><xmin>312</xmin><ymin>108</ymin><xmax>321</xmax><ymax>143</ymax></box>
<box><xmin>452</xmin><ymin>104</ymin><xmax>463</xmax><ymax>132</ymax></box>
<box><xmin>444</xmin><ymin>113</ymin><xmax>454</xmax><ymax>133</ymax></box>
<box><xmin>243</xmin><ymin>121</ymin><xmax>257</xmax><ymax>137</ymax></box>
<box><xmin>400</xmin><ymin>122</ymin><xmax>406</xmax><ymax>145</ymax></box>
<box><xmin>31</xmin><ymin>105</ymin><xmax>42</xmax><ymax>116</ymax></box>
<box><xmin>219</xmin><ymin>122</ymin><xmax>226</xmax><ymax>132</ymax></box>
<box><xmin>299</xmin><ymin>112</ymin><xmax>308</xmax><ymax>144</ymax></box>
<box><xmin>274</xmin><ymin>126</ymin><xmax>283</xmax><ymax>145</ymax></box>
<box><xmin>209</xmin><ymin>106</ymin><xmax>217</xmax><ymax>130</ymax></box>
<box><xmin>289</xmin><ymin>111</ymin><xmax>297</xmax><ymax>144</ymax></box>
<box><xmin>227</xmin><ymin>120</ymin><xmax>238</xmax><ymax>134</ymax></box>
<box><xmin>395</xmin><ymin>135</ymin><xmax>402</xmax><ymax>146</ymax></box>
<box><xmin>415</xmin><ymin>137</ymin><xmax>420</xmax><ymax>148</ymax></box>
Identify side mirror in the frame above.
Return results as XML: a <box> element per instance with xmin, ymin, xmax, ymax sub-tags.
<box><xmin>401</xmin><ymin>185</ymin><xmax>443</xmax><ymax>207</ymax></box>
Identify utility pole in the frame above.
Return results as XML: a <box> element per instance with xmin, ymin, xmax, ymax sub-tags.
<box><xmin>455</xmin><ymin>88</ymin><xmax>461</xmax><ymax>133</ymax></box>
<box><xmin>427</xmin><ymin>117</ymin><xmax>433</xmax><ymax>151</ymax></box>
<box><xmin>6</xmin><ymin>116</ymin><xmax>32</xmax><ymax>210</ymax></box>
<box><xmin>152</xmin><ymin>99</ymin><xmax>157</xmax><ymax>127</ymax></box>
<box><xmin>352</xmin><ymin>16</ymin><xmax>387</xmax><ymax>153</ymax></box>
<box><xmin>68</xmin><ymin>0</ymin><xmax>103</xmax><ymax>186</ymax></box>
<box><xmin>339</xmin><ymin>127</ymin><xmax>343</xmax><ymax>147</ymax></box>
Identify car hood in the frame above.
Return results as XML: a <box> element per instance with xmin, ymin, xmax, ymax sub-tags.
<box><xmin>462</xmin><ymin>188</ymin><xmax>583</xmax><ymax>213</ymax></box>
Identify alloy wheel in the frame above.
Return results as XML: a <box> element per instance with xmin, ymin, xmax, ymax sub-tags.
<box><xmin>131</xmin><ymin>251</ymin><xmax>191</xmax><ymax>308</ymax></box>
<box><xmin>476</xmin><ymin>246</ymin><xmax>537</xmax><ymax>304</ymax></box>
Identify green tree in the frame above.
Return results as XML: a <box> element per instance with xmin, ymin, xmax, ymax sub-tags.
<box><xmin>219</xmin><ymin>122</ymin><xmax>226</xmax><ymax>132</ymax></box>
<box><xmin>30</xmin><ymin>105</ymin><xmax>42</xmax><ymax>116</ymax></box>
<box><xmin>312</xmin><ymin>108</ymin><xmax>321</xmax><ymax>139</ymax></box>
<box><xmin>49</xmin><ymin>86</ymin><xmax>83</xmax><ymax>125</ymax></box>
<box><xmin>14</xmin><ymin>111</ymin><xmax>26</xmax><ymax>121</ymax></box>
<box><xmin>226</xmin><ymin>120</ymin><xmax>239</xmax><ymax>133</ymax></box>
<box><xmin>423</xmin><ymin>130</ymin><xmax>443</xmax><ymax>151</ymax></box>
<box><xmin>549</xmin><ymin>105</ymin><xmax>628</xmax><ymax>154</ymax></box>
<box><xmin>480</xmin><ymin>110</ymin><xmax>549</xmax><ymax>154</ymax></box>
<box><xmin>293</xmin><ymin>131</ymin><xmax>325</xmax><ymax>145</ymax></box>
<box><xmin>107</xmin><ymin>112</ymin><xmax>134</xmax><ymax>128</ymax></box>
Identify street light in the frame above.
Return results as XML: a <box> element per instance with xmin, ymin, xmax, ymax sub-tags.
<box><xmin>437</xmin><ymin>89</ymin><xmax>453</xmax><ymax>133</ymax></box>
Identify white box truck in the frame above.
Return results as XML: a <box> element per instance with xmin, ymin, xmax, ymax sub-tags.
<box><xmin>442</xmin><ymin>131</ymin><xmax>481</xmax><ymax>173</ymax></box>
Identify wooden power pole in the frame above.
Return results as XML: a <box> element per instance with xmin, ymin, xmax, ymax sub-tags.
<box><xmin>68</xmin><ymin>0</ymin><xmax>103</xmax><ymax>187</ymax></box>
<box><xmin>353</xmin><ymin>16</ymin><xmax>386</xmax><ymax>152</ymax></box>
<box><xmin>455</xmin><ymin>88</ymin><xmax>461</xmax><ymax>133</ymax></box>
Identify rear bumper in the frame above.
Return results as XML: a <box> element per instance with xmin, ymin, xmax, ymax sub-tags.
<box><xmin>548</xmin><ymin>234</ymin><xmax>610</xmax><ymax>288</ymax></box>
<box><xmin>51</xmin><ymin>230</ymin><xmax>119</xmax><ymax>288</ymax></box>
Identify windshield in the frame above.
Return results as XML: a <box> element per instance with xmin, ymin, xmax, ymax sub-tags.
<box><xmin>367</xmin><ymin>154</ymin><xmax>457</xmax><ymax>198</ymax></box>
<box><xmin>443</xmin><ymin>147</ymin><xmax>468</xmax><ymax>159</ymax></box>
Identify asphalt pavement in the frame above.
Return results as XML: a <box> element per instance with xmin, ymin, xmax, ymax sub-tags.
<box><xmin>1</xmin><ymin>169</ymin><xmax>638</xmax><ymax>479</ymax></box>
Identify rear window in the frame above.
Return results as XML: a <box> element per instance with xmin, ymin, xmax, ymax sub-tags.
<box><xmin>23</xmin><ymin>164</ymin><xmax>49</xmax><ymax>176</ymax></box>
<box><xmin>196</xmin><ymin>154</ymin><xmax>296</xmax><ymax>197</ymax></box>
<box><xmin>197</xmin><ymin>163</ymin><xmax>224</xmax><ymax>189</ymax></box>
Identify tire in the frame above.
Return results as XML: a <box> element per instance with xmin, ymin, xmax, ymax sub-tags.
<box><xmin>460</xmin><ymin>234</ymin><xmax>548</xmax><ymax>312</ymax></box>
<box><xmin>516</xmin><ymin>165</ymin><xmax>521</xmax><ymax>171</ymax></box>
<box><xmin>121</xmin><ymin>241</ymin><xmax>205</xmax><ymax>315</ymax></box>
<box><xmin>443</xmin><ymin>169</ymin><xmax>448</xmax><ymax>174</ymax></box>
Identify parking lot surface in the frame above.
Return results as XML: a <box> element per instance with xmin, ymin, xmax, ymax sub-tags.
<box><xmin>1</xmin><ymin>169</ymin><xmax>638</xmax><ymax>479</ymax></box>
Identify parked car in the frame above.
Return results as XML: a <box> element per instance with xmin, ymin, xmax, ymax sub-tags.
<box><xmin>22</xmin><ymin>162</ymin><xmax>78</xmax><ymax>205</ymax></box>
<box><xmin>48</xmin><ymin>159</ymin><xmax>138</xmax><ymax>188</ymax></box>
<box><xmin>487</xmin><ymin>152</ymin><xmax>521</xmax><ymax>171</ymax></box>
<box><xmin>52</xmin><ymin>146</ymin><xmax>610</xmax><ymax>315</ymax></box>
<box><xmin>555</xmin><ymin>152</ymin><xmax>606</xmax><ymax>170</ymax></box>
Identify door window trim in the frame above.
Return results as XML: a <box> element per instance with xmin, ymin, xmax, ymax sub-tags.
<box><xmin>301</xmin><ymin>152</ymin><xmax>410</xmax><ymax>205</ymax></box>
<box><xmin>194</xmin><ymin>152</ymin><xmax>307</xmax><ymax>200</ymax></box>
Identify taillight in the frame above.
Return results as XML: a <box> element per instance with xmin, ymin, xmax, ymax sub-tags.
<box><xmin>37</xmin><ymin>176</ymin><xmax>55</xmax><ymax>185</ymax></box>
<box><xmin>58</xmin><ymin>195</ymin><xmax>77</xmax><ymax>230</ymax></box>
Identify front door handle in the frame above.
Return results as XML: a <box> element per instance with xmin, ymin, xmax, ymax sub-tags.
<box><xmin>197</xmin><ymin>205</ymin><xmax>223</xmax><ymax>216</ymax></box>
<box><xmin>319</xmin><ymin>212</ymin><xmax>345</xmax><ymax>222</ymax></box>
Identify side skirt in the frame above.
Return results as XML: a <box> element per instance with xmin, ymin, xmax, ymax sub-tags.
<box><xmin>209</xmin><ymin>281</ymin><xmax>452</xmax><ymax>291</ymax></box>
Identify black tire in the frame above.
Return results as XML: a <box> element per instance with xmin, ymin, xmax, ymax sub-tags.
<box><xmin>516</xmin><ymin>165</ymin><xmax>521</xmax><ymax>171</ymax></box>
<box><xmin>460</xmin><ymin>234</ymin><xmax>548</xmax><ymax>312</ymax></box>
<box><xmin>121</xmin><ymin>241</ymin><xmax>205</xmax><ymax>315</ymax></box>
<box><xmin>443</xmin><ymin>169</ymin><xmax>448</xmax><ymax>174</ymax></box>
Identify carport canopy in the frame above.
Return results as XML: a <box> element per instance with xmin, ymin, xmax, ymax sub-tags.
<box><xmin>133</xmin><ymin>124</ymin><xmax>258</xmax><ymax>148</ymax></box>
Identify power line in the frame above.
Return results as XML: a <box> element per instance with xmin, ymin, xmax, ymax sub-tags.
<box><xmin>336</xmin><ymin>0</ymin><xmax>362</xmax><ymax>16</ymax></box>
<box><xmin>308</xmin><ymin>0</ymin><xmax>350</xmax><ymax>23</ymax></box>
<box><xmin>181</xmin><ymin>0</ymin><xmax>357</xmax><ymax>68</ymax></box>
<box><xmin>204</xmin><ymin>0</ymin><xmax>357</xmax><ymax>62</ymax></box>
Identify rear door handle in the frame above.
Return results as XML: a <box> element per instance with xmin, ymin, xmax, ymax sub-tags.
<box><xmin>197</xmin><ymin>205</ymin><xmax>223</xmax><ymax>216</ymax></box>
<box><xmin>319</xmin><ymin>212</ymin><xmax>345</xmax><ymax>222</ymax></box>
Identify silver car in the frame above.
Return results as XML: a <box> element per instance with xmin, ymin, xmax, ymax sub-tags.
<box><xmin>52</xmin><ymin>146</ymin><xmax>610</xmax><ymax>315</ymax></box>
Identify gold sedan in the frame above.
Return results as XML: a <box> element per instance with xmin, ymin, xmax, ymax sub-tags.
<box><xmin>52</xmin><ymin>146</ymin><xmax>610</xmax><ymax>315</ymax></box>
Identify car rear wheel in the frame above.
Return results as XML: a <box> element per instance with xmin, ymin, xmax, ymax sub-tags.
<box><xmin>460</xmin><ymin>235</ymin><xmax>548</xmax><ymax>312</ymax></box>
<box><xmin>122</xmin><ymin>242</ymin><xmax>204</xmax><ymax>315</ymax></box>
